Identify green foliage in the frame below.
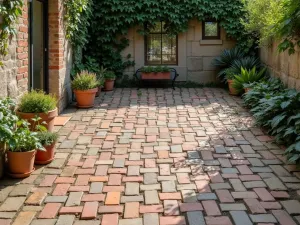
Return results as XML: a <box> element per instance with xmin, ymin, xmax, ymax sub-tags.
<box><xmin>18</xmin><ymin>90</ymin><xmax>57</xmax><ymax>113</ymax></box>
<box><xmin>104</xmin><ymin>71</ymin><xmax>116</xmax><ymax>80</ymax></box>
<box><xmin>276</xmin><ymin>0</ymin><xmax>300</xmax><ymax>54</ymax></box>
<box><xmin>243</xmin><ymin>0</ymin><xmax>300</xmax><ymax>54</ymax></box>
<box><xmin>212</xmin><ymin>47</ymin><xmax>246</xmax><ymax>79</ymax></box>
<box><xmin>36</xmin><ymin>132</ymin><xmax>59</xmax><ymax>147</ymax></box>
<box><xmin>64</xmin><ymin>0</ymin><xmax>254</xmax><ymax>78</ymax></box>
<box><xmin>225</xmin><ymin>56</ymin><xmax>261</xmax><ymax>76</ymax></box>
<box><xmin>243</xmin><ymin>78</ymin><xmax>300</xmax><ymax>164</ymax></box>
<box><xmin>0</xmin><ymin>0</ymin><xmax>23</xmax><ymax>66</ymax></box>
<box><xmin>71</xmin><ymin>70</ymin><xmax>99</xmax><ymax>90</ymax></box>
<box><xmin>232</xmin><ymin>67</ymin><xmax>266</xmax><ymax>94</ymax></box>
<box><xmin>141</xmin><ymin>66</ymin><xmax>170</xmax><ymax>73</ymax></box>
<box><xmin>0</xmin><ymin>98</ymin><xmax>44</xmax><ymax>152</ymax></box>
<box><xmin>242</xmin><ymin>0</ymin><xmax>286</xmax><ymax>44</ymax></box>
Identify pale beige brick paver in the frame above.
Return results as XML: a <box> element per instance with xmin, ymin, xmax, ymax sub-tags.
<box><xmin>1</xmin><ymin>88</ymin><xmax>300</xmax><ymax>224</ymax></box>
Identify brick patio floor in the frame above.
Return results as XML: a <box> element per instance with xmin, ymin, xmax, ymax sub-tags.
<box><xmin>1</xmin><ymin>88</ymin><xmax>300</xmax><ymax>225</ymax></box>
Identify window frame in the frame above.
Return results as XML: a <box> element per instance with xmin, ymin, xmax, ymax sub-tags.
<box><xmin>144</xmin><ymin>22</ymin><xmax>178</xmax><ymax>66</ymax></box>
<box><xmin>202</xmin><ymin>20</ymin><xmax>221</xmax><ymax>40</ymax></box>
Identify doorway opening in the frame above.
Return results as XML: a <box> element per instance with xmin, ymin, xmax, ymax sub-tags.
<box><xmin>29</xmin><ymin>0</ymin><xmax>48</xmax><ymax>92</ymax></box>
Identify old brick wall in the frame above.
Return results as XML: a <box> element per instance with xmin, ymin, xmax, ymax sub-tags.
<box><xmin>260</xmin><ymin>41</ymin><xmax>300</xmax><ymax>90</ymax></box>
<box><xmin>48</xmin><ymin>0</ymin><xmax>72</xmax><ymax>112</ymax></box>
<box><xmin>0</xmin><ymin>1</ymin><xmax>29</xmax><ymax>99</ymax></box>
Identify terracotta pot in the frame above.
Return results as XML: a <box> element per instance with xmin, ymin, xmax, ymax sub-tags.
<box><xmin>96</xmin><ymin>86</ymin><xmax>102</xmax><ymax>97</ymax></box>
<box><xmin>17</xmin><ymin>108</ymin><xmax>58</xmax><ymax>132</ymax></box>
<box><xmin>104</xmin><ymin>79</ymin><xmax>115</xmax><ymax>91</ymax></box>
<box><xmin>141</xmin><ymin>72</ymin><xmax>171</xmax><ymax>80</ymax></box>
<box><xmin>244</xmin><ymin>88</ymin><xmax>252</xmax><ymax>93</ymax></box>
<box><xmin>7</xmin><ymin>150</ymin><xmax>36</xmax><ymax>177</ymax></box>
<box><xmin>227</xmin><ymin>80</ymin><xmax>239</xmax><ymax>95</ymax></box>
<box><xmin>74</xmin><ymin>88</ymin><xmax>98</xmax><ymax>108</ymax></box>
<box><xmin>35</xmin><ymin>143</ymin><xmax>56</xmax><ymax>165</ymax></box>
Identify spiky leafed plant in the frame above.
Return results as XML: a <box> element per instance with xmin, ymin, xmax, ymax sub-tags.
<box><xmin>212</xmin><ymin>47</ymin><xmax>246</xmax><ymax>81</ymax></box>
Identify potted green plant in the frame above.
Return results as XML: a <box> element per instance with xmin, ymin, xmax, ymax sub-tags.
<box><xmin>0</xmin><ymin>98</ymin><xmax>17</xmax><ymax>179</ymax></box>
<box><xmin>17</xmin><ymin>90</ymin><xmax>58</xmax><ymax>132</ymax></box>
<box><xmin>35</xmin><ymin>131</ymin><xmax>59</xmax><ymax>164</ymax></box>
<box><xmin>104</xmin><ymin>71</ymin><xmax>116</xmax><ymax>91</ymax></box>
<box><xmin>5</xmin><ymin>118</ymin><xmax>45</xmax><ymax>178</ymax></box>
<box><xmin>225</xmin><ymin>69</ymin><xmax>239</xmax><ymax>95</ymax></box>
<box><xmin>72</xmin><ymin>70</ymin><xmax>99</xmax><ymax>108</ymax></box>
<box><xmin>96</xmin><ymin>67</ymin><xmax>106</xmax><ymax>97</ymax></box>
<box><xmin>141</xmin><ymin>66</ymin><xmax>171</xmax><ymax>80</ymax></box>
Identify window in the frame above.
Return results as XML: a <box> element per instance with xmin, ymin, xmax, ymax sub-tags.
<box><xmin>202</xmin><ymin>21</ymin><xmax>220</xmax><ymax>40</ymax></box>
<box><xmin>145</xmin><ymin>22</ymin><xmax>177</xmax><ymax>65</ymax></box>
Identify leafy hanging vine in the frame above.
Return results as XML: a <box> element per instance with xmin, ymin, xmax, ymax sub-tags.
<box><xmin>65</xmin><ymin>0</ymin><xmax>255</xmax><ymax>77</ymax></box>
<box><xmin>0</xmin><ymin>0</ymin><xmax>23</xmax><ymax>66</ymax></box>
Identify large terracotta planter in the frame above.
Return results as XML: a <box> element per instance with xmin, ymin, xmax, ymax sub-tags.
<box><xmin>7</xmin><ymin>150</ymin><xmax>36</xmax><ymax>178</ymax></box>
<box><xmin>74</xmin><ymin>88</ymin><xmax>98</xmax><ymax>108</ymax></box>
<box><xmin>17</xmin><ymin>108</ymin><xmax>58</xmax><ymax>132</ymax></box>
<box><xmin>228</xmin><ymin>80</ymin><xmax>238</xmax><ymax>96</ymax></box>
<box><xmin>104</xmin><ymin>79</ymin><xmax>115</xmax><ymax>91</ymax></box>
<box><xmin>141</xmin><ymin>72</ymin><xmax>171</xmax><ymax>80</ymax></box>
<box><xmin>35</xmin><ymin>143</ymin><xmax>56</xmax><ymax>165</ymax></box>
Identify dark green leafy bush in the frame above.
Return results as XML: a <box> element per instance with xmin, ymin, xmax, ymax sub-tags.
<box><xmin>141</xmin><ymin>66</ymin><xmax>170</xmax><ymax>73</ymax></box>
<box><xmin>104</xmin><ymin>71</ymin><xmax>116</xmax><ymax>80</ymax></box>
<box><xmin>18</xmin><ymin>90</ymin><xmax>57</xmax><ymax>113</ymax></box>
<box><xmin>243</xmin><ymin>78</ymin><xmax>300</xmax><ymax>164</ymax></box>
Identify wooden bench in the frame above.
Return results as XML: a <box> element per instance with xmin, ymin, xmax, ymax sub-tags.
<box><xmin>134</xmin><ymin>68</ymin><xmax>179</xmax><ymax>90</ymax></box>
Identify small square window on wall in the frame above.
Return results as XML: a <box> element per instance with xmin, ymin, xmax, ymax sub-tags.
<box><xmin>145</xmin><ymin>22</ymin><xmax>178</xmax><ymax>65</ymax></box>
<box><xmin>202</xmin><ymin>21</ymin><xmax>221</xmax><ymax>40</ymax></box>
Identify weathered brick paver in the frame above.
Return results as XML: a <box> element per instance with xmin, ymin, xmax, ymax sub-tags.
<box><xmin>1</xmin><ymin>88</ymin><xmax>300</xmax><ymax>224</ymax></box>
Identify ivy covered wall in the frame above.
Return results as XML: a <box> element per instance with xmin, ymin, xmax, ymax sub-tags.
<box><xmin>66</xmin><ymin>0</ymin><xmax>255</xmax><ymax>78</ymax></box>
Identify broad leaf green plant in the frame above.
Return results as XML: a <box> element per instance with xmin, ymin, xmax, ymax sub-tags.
<box><xmin>232</xmin><ymin>67</ymin><xmax>266</xmax><ymax>94</ymax></box>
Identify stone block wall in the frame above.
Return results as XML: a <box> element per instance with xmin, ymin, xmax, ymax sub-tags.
<box><xmin>260</xmin><ymin>41</ymin><xmax>300</xmax><ymax>90</ymax></box>
<box><xmin>121</xmin><ymin>19</ymin><xmax>236</xmax><ymax>83</ymax></box>
<box><xmin>0</xmin><ymin>1</ymin><xmax>29</xmax><ymax>99</ymax></box>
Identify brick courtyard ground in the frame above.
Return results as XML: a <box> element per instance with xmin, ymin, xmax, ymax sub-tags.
<box><xmin>1</xmin><ymin>88</ymin><xmax>300</xmax><ymax>225</ymax></box>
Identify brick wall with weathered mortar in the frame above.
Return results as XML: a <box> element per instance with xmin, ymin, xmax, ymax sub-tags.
<box><xmin>0</xmin><ymin>1</ymin><xmax>29</xmax><ymax>100</ymax></box>
<box><xmin>260</xmin><ymin>42</ymin><xmax>300</xmax><ymax>90</ymax></box>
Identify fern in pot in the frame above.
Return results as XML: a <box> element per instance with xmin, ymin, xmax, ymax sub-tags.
<box><xmin>17</xmin><ymin>90</ymin><xmax>58</xmax><ymax>132</ymax></box>
<box><xmin>72</xmin><ymin>70</ymin><xmax>99</xmax><ymax>108</ymax></box>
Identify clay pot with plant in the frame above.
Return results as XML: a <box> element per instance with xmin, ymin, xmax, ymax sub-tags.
<box><xmin>35</xmin><ymin>131</ymin><xmax>59</xmax><ymax>165</ymax></box>
<box><xmin>104</xmin><ymin>71</ymin><xmax>116</xmax><ymax>91</ymax></box>
<box><xmin>17</xmin><ymin>90</ymin><xmax>58</xmax><ymax>132</ymax></box>
<box><xmin>72</xmin><ymin>71</ymin><xmax>99</xmax><ymax>108</ymax></box>
<box><xmin>141</xmin><ymin>66</ymin><xmax>171</xmax><ymax>80</ymax></box>
<box><xmin>5</xmin><ymin>119</ymin><xmax>44</xmax><ymax>178</ymax></box>
<box><xmin>226</xmin><ymin>70</ymin><xmax>239</xmax><ymax>96</ymax></box>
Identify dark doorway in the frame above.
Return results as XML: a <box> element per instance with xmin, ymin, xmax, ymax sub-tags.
<box><xmin>29</xmin><ymin>0</ymin><xmax>49</xmax><ymax>92</ymax></box>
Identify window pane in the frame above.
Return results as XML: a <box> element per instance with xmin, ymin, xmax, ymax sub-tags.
<box><xmin>147</xmin><ymin>34</ymin><xmax>162</xmax><ymax>64</ymax></box>
<box><xmin>204</xmin><ymin>22</ymin><xmax>218</xmax><ymax>36</ymax></box>
<box><xmin>162</xmin><ymin>35</ymin><xmax>176</xmax><ymax>64</ymax></box>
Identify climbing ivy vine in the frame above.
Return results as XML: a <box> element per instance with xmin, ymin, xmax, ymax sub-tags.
<box><xmin>65</xmin><ymin>0</ymin><xmax>255</xmax><ymax>77</ymax></box>
<box><xmin>0</xmin><ymin>0</ymin><xmax>23</xmax><ymax>66</ymax></box>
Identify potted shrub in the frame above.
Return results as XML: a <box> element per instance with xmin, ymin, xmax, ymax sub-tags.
<box><xmin>96</xmin><ymin>67</ymin><xmax>106</xmax><ymax>97</ymax></box>
<box><xmin>0</xmin><ymin>98</ymin><xmax>17</xmax><ymax>179</ymax></box>
<box><xmin>226</xmin><ymin>69</ymin><xmax>239</xmax><ymax>95</ymax></box>
<box><xmin>232</xmin><ymin>67</ymin><xmax>266</xmax><ymax>95</ymax></box>
<box><xmin>35</xmin><ymin>131</ymin><xmax>59</xmax><ymax>165</ymax></box>
<box><xmin>104</xmin><ymin>71</ymin><xmax>116</xmax><ymax>91</ymax></box>
<box><xmin>17</xmin><ymin>90</ymin><xmax>58</xmax><ymax>132</ymax></box>
<box><xmin>6</xmin><ymin>119</ymin><xmax>44</xmax><ymax>178</ymax></box>
<box><xmin>141</xmin><ymin>66</ymin><xmax>171</xmax><ymax>80</ymax></box>
<box><xmin>72</xmin><ymin>70</ymin><xmax>99</xmax><ymax>108</ymax></box>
